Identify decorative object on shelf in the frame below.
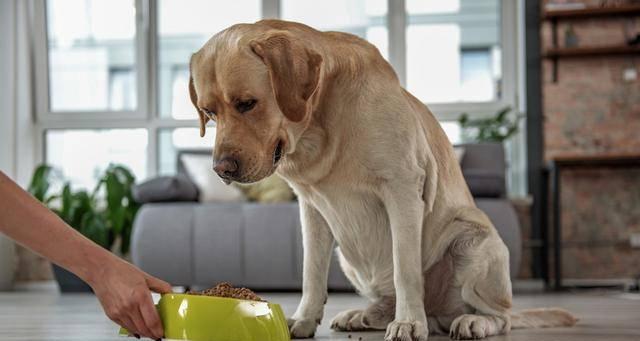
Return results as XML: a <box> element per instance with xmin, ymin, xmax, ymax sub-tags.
<box><xmin>457</xmin><ymin>106</ymin><xmax>523</xmax><ymax>143</ymax></box>
<box><xmin>28</xmin><ymin>164</ymin><xmax>140</xmax><ymax>292</ymax></box>
<box><xmin>564</xmin><ymin>24</ymin><xmax>579</xmax><ymax>47</ymax></box>
<box><xmin>542</xmin><ymin>3</ymin><xmax>640</xmax><ymax>82</ymax></box>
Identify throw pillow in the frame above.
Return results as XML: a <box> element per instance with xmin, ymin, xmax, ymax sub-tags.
<box><xmin>180</xmin><ymin>154</ymin><xmax>245</xmax><ymax>203</ymax></box>
<box><xmin>132</xmin><ymin>175</ymin><xmax>198</xmax><ymax>203</ymax></box>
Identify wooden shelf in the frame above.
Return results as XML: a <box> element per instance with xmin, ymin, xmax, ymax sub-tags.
<box><xmin>543</xmin><ymin>45</ymin><xmax>640</xmax><ymax>59</ymax></box>
<box><xmin>542</xmin><ymin>4</ymin><xmax>640</xmax><ymax>20</ymax></box>
<box><xmin>551</xmin><ymin>153</ymin><xmax>640</xmax><ymax>163</ymax></box>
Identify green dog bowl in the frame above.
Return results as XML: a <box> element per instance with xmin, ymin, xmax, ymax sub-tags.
<box><xmin>119</xmin><ymin>294</ymin><xmax>290</xmax><ymax>341</ymax></box>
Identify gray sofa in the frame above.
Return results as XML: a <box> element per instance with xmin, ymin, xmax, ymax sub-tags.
<box><xmin>131</xmin><ymin>143</ymin><xmax>521</xmax><ymax>290</ymax></box>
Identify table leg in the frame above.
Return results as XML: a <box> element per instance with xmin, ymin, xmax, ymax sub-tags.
<box><xmin>551</xmin><ymin>163</ymin><xmax>563</xmax><ymax>290</ymax></box>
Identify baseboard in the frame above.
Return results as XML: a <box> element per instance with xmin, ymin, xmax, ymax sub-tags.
<box><xmin>512</xmin><ymin>279</ymin><xmax>546</xmax><ymax>293</ymax></box>
<box><xmin>12</xmin><ymin>280</ymin><xmax>58</xmax><ymax>292</ymax></box>
<box><xmin>561</xmin><ymin>278</ymin><xmax>637</xmax><ymax>289</ymax></box>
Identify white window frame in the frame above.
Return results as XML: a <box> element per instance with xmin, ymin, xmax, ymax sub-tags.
<box><xmin>33</xmin><ymin>0</ymin><xmax>522</xmax><ymax>189</ymax></box>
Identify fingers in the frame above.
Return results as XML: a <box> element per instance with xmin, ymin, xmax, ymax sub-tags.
<box><xmin>103</xmin><ymin>288</ymin><xmax>162</xmax><ymax>339</ymax></box>
<box><xmin>145</xmin><ymin>274</ymin><xmax>172</xmax><ymax>294</ymax></box>
<box><xmin>113</xmin><ymin>316</ymin><xmax>139</xmax><ymax>340</ymax></box>
<box><xmin>139</xmin><ymin>290</ymin><xmax>164</xmax><ymax>339</ymax></box>
<box><xmin>129</xmin><ymin>304</ymin><xmax>156</xmax><ymax>339</ymax></box>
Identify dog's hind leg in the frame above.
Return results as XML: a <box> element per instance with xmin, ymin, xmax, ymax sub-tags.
<box><xmin>331</xmin><ymin>296</ymin><xmax>395</xmax><ymax>331</ymax></box>
<box><xmin>448</xmin><ymin>223</ymin><xmax>513</xmax><ymax>339</ymax></box>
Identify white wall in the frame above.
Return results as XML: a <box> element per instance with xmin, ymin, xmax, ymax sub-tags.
<box><xmin>0</xmin><ymin>0</ymin><xmax>17</xmax><ymax>178</ymax></box>
<box><xmin>0</xmin><ymin>0</ymin><xmax>37</xmax><ymax>186</ymax></box>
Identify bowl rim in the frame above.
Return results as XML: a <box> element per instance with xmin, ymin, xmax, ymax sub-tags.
<box><xmin>160</xmin><ymin>293</ymin><xmax>270</xmax><ymax>305</ymax></box>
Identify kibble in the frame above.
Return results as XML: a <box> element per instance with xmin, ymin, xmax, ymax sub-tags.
<box><xmin>187</xmin><ymin>282</ymin><xmax>263</xmax><ymax>302</ymax></box>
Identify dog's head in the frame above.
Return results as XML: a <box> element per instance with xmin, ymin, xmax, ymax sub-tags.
<box><xmin>189</xmin><ymin>24</ymin><xmax>323</xmax><ymax>184</ymax></box>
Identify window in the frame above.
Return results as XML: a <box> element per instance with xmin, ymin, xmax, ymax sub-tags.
<box><xmin>46</xmin><ymin>129</ymin><xmax>148</xmax><ymax>189</ymax></box>
<box><xmin>158</xmin><ymin>128</ymin><xmax>213</xmax><ymax>175</ymax></box>
<box><xmin>405</xmin><ymin>0</ymin><xmax>501</xmax><ymax>104</ymax></box>
<box><xmin>46</xmin><ymin>0</ymin><xmax>138</xmax><ymax>112</ymax></box>
<box><xmin>158</xmin><ymin>0</ymin><xmax>261</xmax><ymax>119</ymax></box>
<box><xmin>35</xmin><ymin>0</ymin><xmax>519</xmax><ymax>190</ymax></box>
<box><xmin>281</xmin><ymin>0</ymin><xmax>388</xmax><ymax>59</ymax></box>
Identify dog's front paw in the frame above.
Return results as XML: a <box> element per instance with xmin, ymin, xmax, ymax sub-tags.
<box><xmin>385</xmin><ymin>320</ymin><xmax>428</xmax><ymax>341</ymax></box>
<box><xmin>287</xmin><ymin>317</ymin><xmax>319</xmax><ymax>339</ymax></box>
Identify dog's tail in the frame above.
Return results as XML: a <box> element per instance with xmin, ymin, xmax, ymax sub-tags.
<box><xmin>510</xmin><ymin>308</ymin><xmax>578</xmax><ymax>329</ymax></box>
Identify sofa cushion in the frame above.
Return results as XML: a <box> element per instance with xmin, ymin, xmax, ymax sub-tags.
<box><xmin>180</xmin><ymin>154</ymin><xmax>245</xmax><ymax>203</ymax></box>
<box><xmin>132</xmin><ymin>175</ymin><xmax>198</xmax><ymax>203</ymax></box>
<box><xmin>463</xmin><ymin>169</ymin><xmax>506</xmax><ymax>198</ymax></box>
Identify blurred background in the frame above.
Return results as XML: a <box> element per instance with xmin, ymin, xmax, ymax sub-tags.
<box><xmin>1</xmin><ymin>0</ymin><xmax>639</xmax><ymax>298</ymax></box>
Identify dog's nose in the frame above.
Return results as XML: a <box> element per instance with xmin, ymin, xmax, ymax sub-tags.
<box><xmin>213</xmin><ymin>157</ymin><xmax>239</xmax><ymax>178</ymax></box>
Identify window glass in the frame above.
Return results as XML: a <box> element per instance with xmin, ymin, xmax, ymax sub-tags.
<box><xmin>157</xmin><ymin>0</ymin><xmax>262</xmax><ymax>119</ymax></box>
<box><xmin>406</xmin><ymin>0</ymin><xmax>501</xmax><ymax>104</ymax></box>
<box><xmin>46</xmin><ymin>129</ymin><xmax>148</xmax><ymax>189</ymax></box>
<box><xmin>158</xmin><ymin>128</ymin><xmax>213</xmax><ymax>175</ymax></box>
<box><xmin>46</xmin><ymin>0</ymin><xmax>137</xmax><ymax>111</ymax></box>
<box><xmin>281</xmin><ymin>0</ymin><xmax>388</xmax><ymax>59</ymax></box>
<box><xmin>440</xmin><ymin>121</ymin><xmax>462</xmax><ymax>145</ymax></box>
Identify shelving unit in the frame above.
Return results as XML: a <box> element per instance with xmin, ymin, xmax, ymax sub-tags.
<box><xmin>542</xmin><ymin>5</ymin><xmax>640</xmax><ymax>82</ymax></box>
<box><xmin>542</xmin><ymin>4</ymin><xmax>640</xmax><ymax>19</ymax></box>
<box><xmin>544</xmin><ymin>45</ymin><xmax>640</xmax><ymax>58</ymax></box>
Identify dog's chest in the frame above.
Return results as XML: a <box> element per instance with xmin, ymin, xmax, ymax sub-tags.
<box><xmin>302</xmin><ymin>185</ymin><xmax>393</xmax><ymax>266</ymax></box>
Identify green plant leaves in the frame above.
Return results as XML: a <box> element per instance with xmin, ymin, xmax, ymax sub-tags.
<box><xmin>27</xmin><ymin>165</ymin><xmax>54</xmax><ymax>202</ymax></box>
<box><xmin>457</xmin><ymin>106</ymin><xmax>523</xmax><ymax>143</ymax></box>
<box><xmin>99</xmin><ymin>164</ymin><xmax>139</xmax><ymax>255</ymax></box>
<box><xmin>80</xmin><ymin>212</ymin><xmax>110</xmax><ymax>249</ymax></box>
<box><xmin>27</xmin><ymin>163</ymin><xmax>139</xmax><ymax>255</ymax></box>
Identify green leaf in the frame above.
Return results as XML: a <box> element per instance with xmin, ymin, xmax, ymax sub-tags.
<box><xmin>456</xmin><ymin>106</ymin><xmax>520</xmax><ymax>143</ymax></box>
<box><xmin>28</xmin><ymin>165</ymin><xmax>54</xmax><ymax>202</ymax></box>
<box><xmin>80</xmin><ymin>212</ymin><xmax>110</xmax><ymax>249</ymax></box>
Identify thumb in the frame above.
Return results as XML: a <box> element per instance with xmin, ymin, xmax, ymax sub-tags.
<box><xmin>145</xmin><ymin>274</ymin><xmax>173</xmax><ymax>294</ymax></box>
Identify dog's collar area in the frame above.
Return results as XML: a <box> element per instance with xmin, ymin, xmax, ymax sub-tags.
<box><xmin>273</xmin><ymin>140</ymin><xmax>284</xmax><ymax>165</ymax></box>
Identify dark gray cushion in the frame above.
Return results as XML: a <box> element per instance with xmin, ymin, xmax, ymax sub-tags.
<box><xmin>457</xmin><ymin>143</ymin><xmax>506</xmax><ymax>198</ymax></box>
<box><xmin>132</xmin><ymin>175</ymin><xmax>198</xmax><ymax>203</ymax></box>
<box><xmin>463</xmin><ymin>170</ymin><xmax>506</xmax><ymax>198</ymax></box>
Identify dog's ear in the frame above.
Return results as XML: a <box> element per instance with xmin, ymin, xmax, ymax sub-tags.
<box><xmin>189</xmin><ymin>74</ymin><xmax>209</xmax><ymax>138</ymax></box>
<box><xmin>250</xmin><ymin>31</ymin><xmax>323</xmax><ymax>122</ymax></box>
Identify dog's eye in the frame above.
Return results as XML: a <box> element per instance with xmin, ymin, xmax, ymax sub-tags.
<box><xmin>236</xmin><ymin>99</ymin><xmax>257</xmax><ymax>113</ymax></box>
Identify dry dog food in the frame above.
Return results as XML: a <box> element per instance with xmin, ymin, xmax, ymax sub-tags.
<box><xmin>188</xmin><ymin>282</ymin><xmax>263</xmax><ymax>302</ymax></box>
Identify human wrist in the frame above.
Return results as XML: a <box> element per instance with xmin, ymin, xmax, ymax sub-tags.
<box><xmin>73</xmin><ymin>244</ymin><xmax>116</xmax><ymax>287</ymax></box>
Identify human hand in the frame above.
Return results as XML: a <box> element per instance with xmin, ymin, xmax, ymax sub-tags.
<box><xmin>87</xmin><ymin>258</ymin><xmax>172</xmax><ymax>339</ymax></box>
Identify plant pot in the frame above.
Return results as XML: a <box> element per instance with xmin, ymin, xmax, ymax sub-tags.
<box><xmin>0</xmin><ymin>235</ymin><xmax>16</xmax><ymax>291</ymax></box>
<box><xmin>52</xmin><ymin>264</ymin><xmax>93</xmax><ymax>293</ymax></box>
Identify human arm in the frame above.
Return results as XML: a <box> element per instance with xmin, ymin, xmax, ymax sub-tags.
<box><xmin>0</xmin><ymin>171</ymin><xmax>171</xmax><ymax>339</ymax></box>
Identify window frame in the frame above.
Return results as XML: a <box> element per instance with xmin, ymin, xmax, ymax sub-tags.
<box><xmin>33</xmin><ymin>0</ymin><xmax>521</xmax><ymax>183</ymax></box>
<box><xmin>33</xmin><ymin>0</ymin><xmax>150</xmax><ymax>121</ymax></box>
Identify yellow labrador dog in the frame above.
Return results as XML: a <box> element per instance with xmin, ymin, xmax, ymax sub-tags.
<box><xmin>189</xmin><ymin>20</ymin><xmax>576</xmax><ymax>340</ymax></box>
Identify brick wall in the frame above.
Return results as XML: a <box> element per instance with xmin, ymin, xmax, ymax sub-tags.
<box><xmin>542</xmin><ymin>0</ymin><xmax>640</xmax><ymax>280</ymax></box>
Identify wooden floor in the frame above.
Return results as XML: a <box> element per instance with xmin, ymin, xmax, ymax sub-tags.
<box><xmin>1</xmin><ymin>289</ymin><xmax>639</xmax><ymax>340</ymax></box>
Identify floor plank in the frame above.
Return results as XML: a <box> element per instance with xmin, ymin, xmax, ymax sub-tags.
<box><xmin>0</xmin><ymin>291</ymin><xmax>638</xmax><ymax>340</ymax></box>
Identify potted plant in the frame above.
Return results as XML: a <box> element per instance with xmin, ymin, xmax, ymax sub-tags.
<box><xmin>28</xmin><ymin>164</ymin><xmax>140</xmax><ymax>292</ymax></box>
<box><xmin>458</xmin><ymin>106</ymin><xmax>523</xmax><ymax>143</ymax></box>
<box><xmin>458</xmin><ymin>106</ymin><xmax>522</xmax><ymax>143</ymax></box>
